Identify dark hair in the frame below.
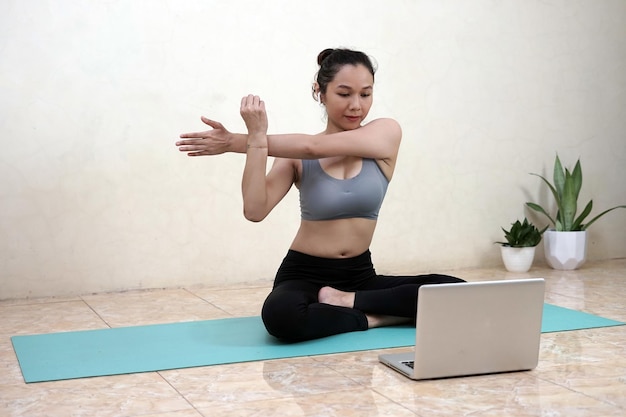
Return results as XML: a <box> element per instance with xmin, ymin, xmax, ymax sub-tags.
<box><xmin>314</xmin><ymin>48</ymin><xmax>376</xmax><ymax>97</ymax></box>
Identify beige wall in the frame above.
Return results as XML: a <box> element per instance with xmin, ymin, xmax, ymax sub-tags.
<box><xmin>1</xmin><ymin>0</ymin><xmax>625</xmax><ymax>299</ymax></box>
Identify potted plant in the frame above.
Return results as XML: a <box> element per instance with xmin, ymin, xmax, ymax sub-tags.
<box><xmin>526</xmin><ymin>154</ymin><xmax>626</xmax><ymax>270</ymax></box>
<box><xmin>496</xmin><ymin>218</ymin><xmax>546</xmax><ymax>272</ymax></box>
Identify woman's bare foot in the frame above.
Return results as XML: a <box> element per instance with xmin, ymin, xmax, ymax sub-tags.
<box><xmin>318</xmin><ymin>286</ymin><xmax>355</xmax><ymax>308</ymax></box>
<box><xmin>318</xmin><ymin>287</ymin><xmax>410</xmax><ymax>329</ymax></box>
<box><xmin>365</xmin><ymin>314</ymin><xmax>411</xmax><ymax>329</ymax></box>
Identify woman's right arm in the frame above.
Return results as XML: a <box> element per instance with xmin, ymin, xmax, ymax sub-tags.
<box><xmin>177</xmin><ymin>117</ymin><xmax>401</xmax><ymax>162</ymax></box>
<box><xmin>177</xmin><ymin>117</ymin><xmax>248</xmax><ymax>156</ymax></box>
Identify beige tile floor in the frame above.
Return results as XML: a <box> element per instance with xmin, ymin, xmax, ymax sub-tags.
<box><xmin>1</xmin><ymin>259</ymin><xmax>625</xmax><ymax>416</ymax></box>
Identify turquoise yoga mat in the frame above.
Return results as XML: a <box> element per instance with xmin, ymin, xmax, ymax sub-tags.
<box><xmin>11</xmin><ymin>304</ymin><xmax>624</xmax><ymax>383</ymax></box>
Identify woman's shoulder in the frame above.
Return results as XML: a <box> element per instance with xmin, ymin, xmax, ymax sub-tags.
<box><xmin>361</xmin><ymin>118</ymin><xmax>402</xmax><ymax>141</ymax></box>
<box><xmin>366</xmin><ymin>117</ymin><xmax>400</xmax><ymax>126</ymax></box>
<box><xmin>363</xmin><ymin>118</ymin><xmax>401</xmax><ymax>132</ymax></box>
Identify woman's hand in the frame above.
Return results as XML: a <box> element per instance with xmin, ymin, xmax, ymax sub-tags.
<box><xmin>240</xmin><ymin>95</ymin><xmax>268</xmax><ymax>145</ymax></box>
<box><xmin>176</xmin><ymin>117</ymin><xmax>233</xmax><ymax>156</ymax></box>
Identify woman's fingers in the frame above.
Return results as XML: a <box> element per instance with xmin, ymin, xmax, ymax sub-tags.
<box><xmin>180</xmin><ymin>117</ymin><xmax>226</xmax><ymax>139</ymax></box>
<box><xmin>200</xmin><ymin>116</ymin><xmax>223</xmax><ymax>129</ymax></box>
<box><xmin>239</xmin><ymin>94</ymin><xmax>268</xmax><ymax>134</ymax></box>
<box><xmin>240</xmin><ymin>94</ymin><xmax>263</xmax><ymax>111</ymax></box>
<box><xmin>179</xmin><ymin>131</ymin><xmax>207</xmax><ymax>139</ymax></box>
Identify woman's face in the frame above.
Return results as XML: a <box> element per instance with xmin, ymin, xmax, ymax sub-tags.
<box><xmin>321</xmin><ymin>64</ymin><xmax>374</xmax><ymax>133</ymax></box>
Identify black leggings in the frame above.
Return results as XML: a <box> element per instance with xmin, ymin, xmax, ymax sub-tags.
<box><xmin>261</xmin><ymin>250</ymin><xmax>464</xmax><ymax>341</ymax></box>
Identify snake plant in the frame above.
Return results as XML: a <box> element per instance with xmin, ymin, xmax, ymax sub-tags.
<box><xmin>526</xmin><ymin>155</ymin><xmax>626</xmax><ymax>231</ymax></box>
<box><xmin>496</xmin><ymin>218</ymin><xmax>547</xmax><ymax>247</ymax></box>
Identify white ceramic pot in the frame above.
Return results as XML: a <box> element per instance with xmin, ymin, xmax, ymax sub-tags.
<box><xmin>543</xmin><ymin>230</ymin><xmax>587</xmax><ymax>270</ymax></box>
<box><xmin>500</xmin><ymin>246</ymin><xmax>536</xmax><ymax>273</ymax></box>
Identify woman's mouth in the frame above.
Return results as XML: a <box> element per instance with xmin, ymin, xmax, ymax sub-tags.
<box><xmin>345</xmin><ymin>116</ymin><xmax>361</xmax><ymax>122</ymax></box>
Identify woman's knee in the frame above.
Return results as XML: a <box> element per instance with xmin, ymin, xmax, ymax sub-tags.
<box><xmin>261</xmin><ymin>291</ymin><xmax>309</xmax><ymax>340</ymax></box>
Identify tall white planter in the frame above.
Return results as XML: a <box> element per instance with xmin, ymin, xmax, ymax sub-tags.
<box><xmin>500</xmin><ymin>246</ymin><xmax>536</xmax><ymax>272</ymax></box>
<box><xmin>544</xmin><ymin>230</ymin><xmax>587</xmax><ymax>270</ymax></box>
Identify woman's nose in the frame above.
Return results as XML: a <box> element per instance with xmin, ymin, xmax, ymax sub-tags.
<box><xmin>349</xmin><ymin>96</ymin><xmax>361</xmax><ymax>110</ymax></box>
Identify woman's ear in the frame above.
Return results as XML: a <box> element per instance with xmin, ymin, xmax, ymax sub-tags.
<box><xmin>312</xmin><ymin>83</ymin><xmax>321</xmax><ymax>102</ymax></box>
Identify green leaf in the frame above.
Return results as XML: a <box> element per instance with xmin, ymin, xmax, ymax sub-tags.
<box><xmin>526</xmin><ymin>202</ymin><xmax>556</xmax><ymax>226</ymax></box>
<box><xmin>553</xmin><ymin>155</ymin><xmax>565</xmax><ymax>201</ymax></box>
<box><xmin>571</xmin><ymin>200</ymin><xmax>593</xmax><ymax>231</ymax></box>
<box><xmin>497</xmin><ymin>218</ymin><xmax>544</xmax><ymax>247</ymax></box>
<box><xmin>571</xmin><ymin>159</ymin><xmax>583</xmax><ymax>202</ymax></box>
<box><xmin>529</xmin><ymin>154</ymin><xmax>625</xmax><ymax>232</ymax></box>
<box><xmin>528</xmin><ymin>172</ymin><xmax>563</xmax><ymax>226</ymax></box>
<box><xmin>581</xmin><ymin>205</ymin><xmax>626</xmax><ymax>230</ymax></box>
<box><xmin>560</xmin><ymin>168</ymin><xmax>578</xmax><ymax>230</ymax></box>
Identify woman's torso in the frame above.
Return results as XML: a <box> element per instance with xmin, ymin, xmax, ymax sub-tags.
<box><xmin>289</xmin><ymin>156</ymin><xmax>391</xmax><ymax>258</ymax></box>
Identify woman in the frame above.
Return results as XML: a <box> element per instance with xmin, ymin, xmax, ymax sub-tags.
<box><xmin>176</xmin><ymin>48</ymin><xmax>464</xmax><ymax>341</ymax></box>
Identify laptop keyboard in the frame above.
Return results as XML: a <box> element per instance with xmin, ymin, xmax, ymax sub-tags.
<box><xmin>402</xmin><ymin>360</ymin><xmax>415</xmax><ymax>369</ymax></box>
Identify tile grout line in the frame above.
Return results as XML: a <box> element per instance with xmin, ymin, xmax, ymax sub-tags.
<box><xmin>370</xmin><ymin>386</ymin><xmax>424</xmax><ymax>416</ymax></box>
<box><xmin>313</xmin><ymin>357</ymin><xmax>423</xmax><ymax>416</ymax></box>
<box><xmin>182</xmin><ymin>287</ymin><xmax>235</xmax><ymax>317</ymax></box>
<box><xmin>534</xmin><ymin>374</ymin><xmax>622</xmax><ymax>410</ymax></box>
<box><xmin>80</xmin><ymin>296</ymin><xmax>114</xmax><ymax>329</ymax></box>
<box><xmin>156</xmin><ymin>370</ymin><xmax>206</xmax><ymax>416</ymax></box>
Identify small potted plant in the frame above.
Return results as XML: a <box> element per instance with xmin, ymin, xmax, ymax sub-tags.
<box><xmin>526</xmin><ymin>154</ymin><xmax>625</xmax><ymax>270</ymax></box>
<box><xmin>496</xmin><ymin>218</ymin><xmax>547</xmax><ymax>272</ymax></box>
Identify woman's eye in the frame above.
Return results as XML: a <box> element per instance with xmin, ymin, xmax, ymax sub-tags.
<box><xmin>361</xmin><ymin>94</ymin><xmax>371</xmax><ymax>98</ymax></box>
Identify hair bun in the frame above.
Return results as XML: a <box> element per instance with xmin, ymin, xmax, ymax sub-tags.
<box><xmin>317</xmin><ymin>48</ymin><xmax>335</xmax><ymax>66</ymax></box>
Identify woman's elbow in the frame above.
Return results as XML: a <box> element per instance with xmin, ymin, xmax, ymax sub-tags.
<box><xmin>301</xmin><ymin>139</ymin><xmax>323</xmax><ymax>159</ymax></box>
<box><xmin>243</xmin><ymin>207</ymin><xmax>267</xmax><ymax>222</ymax></box>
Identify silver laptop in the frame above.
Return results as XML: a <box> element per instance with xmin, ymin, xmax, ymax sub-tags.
<box><xmin>379</xmin><ymin>278</ymin><xmax>545</xmax><ymax>380</ymax></box>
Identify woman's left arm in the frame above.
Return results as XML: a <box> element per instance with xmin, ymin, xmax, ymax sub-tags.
<box><xmin>267</xmin><ymin>118</ymin><xmax>402</xmax><ymax>161</ymax></box>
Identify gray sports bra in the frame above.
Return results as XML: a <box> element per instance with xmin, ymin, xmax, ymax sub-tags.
<box><xmin>299</xmin><ymin>158</ymin><xmax>389</xmax><ymax>221</ymax></box>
